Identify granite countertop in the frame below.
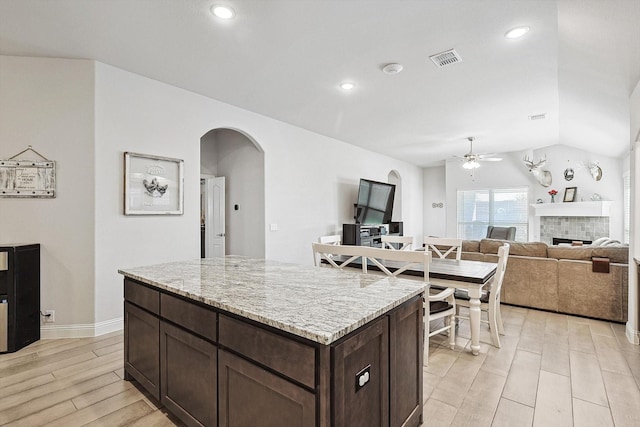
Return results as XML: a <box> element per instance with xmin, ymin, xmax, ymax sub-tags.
<box><xmin>118</xmin><ymin>256</ymin><xmax>426</xmax><ymax>345</ymax></box>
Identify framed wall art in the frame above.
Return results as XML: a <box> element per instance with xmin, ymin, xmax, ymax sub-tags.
<box><xmin>563</xmin><ymin>186</ymin><xmax>577</xmax><ymax>202</ymax></box>
<box><xmin>0</xmin><ymin>146</ymin><xmax>56</xmax><ymax>198</ymax></box>
<box><xmin>124</xmin><ymin>152</ymin><xmax>184</xmax><ymax>215</ymax></box>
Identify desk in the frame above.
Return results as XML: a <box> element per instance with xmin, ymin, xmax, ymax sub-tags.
<box><xmin>327</xmin><ymin>256</ymin><xmax>497</xmax><ymax>355</ymax></box>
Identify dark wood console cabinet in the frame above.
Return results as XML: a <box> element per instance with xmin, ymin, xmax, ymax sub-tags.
<box><xmin>123</xmin><ymin>278</ymin><xmax>423</xmax><ymax>427</ymax></box>
<box><xmin>343</xmin><ymin>222</ymin><xmax>403</xmax><ymax>248</ymax></box>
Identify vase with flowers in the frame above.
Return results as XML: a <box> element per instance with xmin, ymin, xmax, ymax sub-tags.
<box><xmin>548</xmin><ymin>189</ymin><xmax>558</xmax><ymax>203</ymax></box>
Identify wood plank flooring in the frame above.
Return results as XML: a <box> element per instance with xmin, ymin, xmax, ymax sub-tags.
<box><xmin>1</xmin><ymin>305</ymin><xmax>639</xmax><ymax>426</ymax></box>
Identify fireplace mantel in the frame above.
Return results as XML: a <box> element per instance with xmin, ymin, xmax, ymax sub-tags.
<box><xmin>531</xmin><ymin>200</ymin><xmax>612</xmax><ymax>217</ymax></box>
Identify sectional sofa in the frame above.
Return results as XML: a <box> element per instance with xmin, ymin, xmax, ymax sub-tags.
<box><xmin>460</xmin><ymin>239</ymin><xmax>629</xmax><ymax>322</ymax></box>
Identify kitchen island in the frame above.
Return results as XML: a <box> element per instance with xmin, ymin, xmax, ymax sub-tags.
<box><xmin>119</xmin><ymin>256</ymin><xmax>425</xmax><ymax>427</ymax></box>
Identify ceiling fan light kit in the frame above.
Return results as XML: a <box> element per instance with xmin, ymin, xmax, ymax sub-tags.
<box><xmin>458</xmin><ymin>136</ymin><xmax>502</xmax><ymax>170</ymax></box>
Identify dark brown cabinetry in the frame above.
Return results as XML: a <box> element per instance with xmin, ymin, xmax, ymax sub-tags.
<box><xmin>389</xmin><ymin>297</ymin><xmax>424</xmax><ymax>427</ymax></box>
<box><xmin>218</xmin><ymin>349</ymin><xmax>315</xmax><ymax>427</ymax></box>
<box><xmin>124</xmin><ymin>301</ymin><xmax>160</xmax><ymax>399</ymax></box>
<box><xmin>0</xmin><ymin>244</ymin><xmax>40</xmax><ymax>353</ymax></box>
<box><xmin>161</xmin><ymin>321</ymin><xmax>217</xmax><ymax>427</ymax></box>
<box><xmin>333</xmin><ymin>317</ymin><xmax>389</xmax><ymax>427</ymax></box>
<box><xmin>124</xmin><ymin>278</ymin><xmax>423</xmax><ymax>427</ymax></box>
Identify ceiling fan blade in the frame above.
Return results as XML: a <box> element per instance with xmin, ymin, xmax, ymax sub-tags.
<box><xmin>479</xmin><ymin>157</ymin><xmax>502</xmax><ymax>162</ymax></box>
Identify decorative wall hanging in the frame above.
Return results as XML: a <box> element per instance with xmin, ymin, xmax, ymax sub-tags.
<box><xmin>588</xmin><ymin>162</ymin><xmax>602</xmax><ymax>181</ymax></box>
<box><xmin>124</xmin><ymin>152</ymin><xmax>184</xmax><ymax>215</ymax></box>
<box><xmin>563</xmin><ymin>168</ymin><xmax>574</xmax><ymax>181</ymax></box>
<box><xmin>523</xmin><ymin>155</ymin><xmax>552</xmax><ymax>187</ymax></box>
<box><xmin>563</xmin><ymin>187</ymin><xmax>577</xmax><ymax>202</ymax></box>
<box><xmin>0</xmin><ymin>145</ymin><xmax>56</xmax><ymax>198</ymax></box>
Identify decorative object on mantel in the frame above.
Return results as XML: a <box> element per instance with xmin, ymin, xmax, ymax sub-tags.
<box><xmin>0</xmin><ymin>145</ymin><xmax>56</xmax><ymax>198</ymax></box>
<box><xmin>563</xmin><ymin>186</ymin><xmax>577</xmax><ymax>202</ymax></box>
<box><xmin>523</xmin><ymin>154</ymin><xmax>552</xmax><ymax>187</ymax></box>
<box><xmin>548</xmin><ymin>189</ymin><xmax>558</xmax><ymax>203</ymax></box>
<box><xmin>124</xmin><ymin>152</ymin><xmax>184</xmax><ymax>215</ymax></box>
<box><xmin>590</xmin><ymin>193</ymin><xmax>602</xmax><ymax>201</ymax></box>
<box><xmin>536</xmin><ymin>198</ymin><xmax>543</xmax><ymax>204</ymax></box>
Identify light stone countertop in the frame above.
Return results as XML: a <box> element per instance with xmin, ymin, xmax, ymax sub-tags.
<box><xmin>118</xmin><ymin>256</ymin><xmax>426</xmax><ymax>345</ymax></box>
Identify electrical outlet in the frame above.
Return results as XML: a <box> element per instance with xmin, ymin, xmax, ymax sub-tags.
<box><xmin>355</xmin><ymin>364</ymin><xmax>371</xmax><ymax>392</ymax></box>
<box><xmin>43</xmin><ymin>310</ymin><xmax>55</xmax><ymax>323</ymax></box>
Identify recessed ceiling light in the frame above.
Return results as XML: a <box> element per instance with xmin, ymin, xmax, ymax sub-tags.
<box><xmin>211</xmin><ymin>4</ymin><xmax>235</xmax><ymax>19</ymax></box>
<box><xmin>340</xmin><ymin>82</ymin><xmax>356</xmax><ymax>90</ymax></box>
<box><xmin>505</xmin><ymin>26</ymin><xmax>530</xmax><ymax>39</ymax></box>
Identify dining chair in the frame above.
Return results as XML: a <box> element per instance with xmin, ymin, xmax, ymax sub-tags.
<box><xmin>380</xmin><ymin>235</ymin><xmax>414</xmax><ymax>251</ymax></box>
<box><xmin>454</xmin><ymin>243</ymin><xmax>510</xmax><ymax>348</ymax></box>
<box><xmin>311</xmin><ymin>244</ymin><xmax>456</xmax><ymax>364</ymax></box>
<box><xmin>311</xmin><ymin>242</ymin><xmax>366</xmax><ymax>272</ymax></box>
<box><xmin>318</xmin><ymin>234</ymin><xmax>341</xmax><ymax>245</ymax></box>
<box><xmin>423</xmin><ymin>237</ymin><xmax>463</xmax><ymax>260</ymax></box>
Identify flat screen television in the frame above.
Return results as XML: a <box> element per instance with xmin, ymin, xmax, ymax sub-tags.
<box><xmin>354</xmin><ymin>178</ymin><xmax>396</xmax><ymax>225</ymax></box>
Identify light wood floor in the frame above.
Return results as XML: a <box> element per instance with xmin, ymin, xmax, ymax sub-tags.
<box><xmin>1</xmin><ymin>305</ymin><xmax>639</xmax><ymax>426</ymax></box>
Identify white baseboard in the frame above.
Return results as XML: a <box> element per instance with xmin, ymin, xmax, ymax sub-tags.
<box><xmin>41</xmin><ymin>317</ymin><xmax>123</xmax><ymax>339</ymax></box>
<box><xmin>626</xmin><ymin>322</ymin><xmax>640</xmax><ymax>345</ymax></box>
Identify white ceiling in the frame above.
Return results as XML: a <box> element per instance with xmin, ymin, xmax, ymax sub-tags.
<box><xmin>1</xmin><ymin>0</ymin><xmax>638</xmax><ymax>167</ymax></box>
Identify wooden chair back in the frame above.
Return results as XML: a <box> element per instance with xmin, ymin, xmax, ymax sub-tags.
<box><xmin>423</xmin><ymin>237</ymin><xmax>463</xmax><ymax>260</ymax></box>
<box><xmin>318</xmin><ymin>234</ymin><xmax>341</xmax><ymax>245</ymax></box>
<box><xmin>380</xmin><ymin>235</ymin><xmax>414</xmax><ymax>251</ymax></box>
<box><xmin>312</xmin><ymin>243</ymin><xmax>430</xmax><ymax>280</ymax></box>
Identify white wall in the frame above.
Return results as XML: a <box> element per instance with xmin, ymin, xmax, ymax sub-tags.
<box><xmin>423</xmin><ymin>166</ymin><xmax>447</xmax><ymax>238</ymax></box>
<box><xmin>0</xmin><ymin>56</ymin><xmax>96</xmax><ymax>328</ymax></box>
<box><xmin>2</xmin><ymin>55</ymin><xmax>424</xmax><ymax>333</ymax></box>
<box><xmin>443</xmin><ymin>146</ymin><xmax>625</xmax><ymax>241</ymax></box>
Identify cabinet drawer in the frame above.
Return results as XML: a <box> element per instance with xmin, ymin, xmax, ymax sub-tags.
<box><xmin>160</xmin><ymin>293</ymin><xmax>217</xmax><ymax>342</ymax></box>
<box><xmin>124</xmin><ymin>279</ymin><xmax>159</xmax><ymax>314</ymax></box>
<box><xmin>219</xmin><ymin>315</ymin><xmax>315</xmax><ymax>389</ymax></box>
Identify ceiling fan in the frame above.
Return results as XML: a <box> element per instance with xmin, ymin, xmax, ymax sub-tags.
<box><xmin>456</xmin><ymin>137</ymin><xmax>502</xmax><ymax>169</ymax></box>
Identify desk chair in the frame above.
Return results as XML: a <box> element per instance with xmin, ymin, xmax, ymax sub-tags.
<box><xmin>455</xmin><ymin>243</ymin><xmax>510</xmax><ymax>348</ymax></box>
<box><xmin>381</xmin><ymin>235</ymin><xmax>414</xmax><ymax>251</ymax></box>
<box><xmin>486</xmin><ymin>226</ymin><xmax>516</xmax><ymax>241</ymax></box>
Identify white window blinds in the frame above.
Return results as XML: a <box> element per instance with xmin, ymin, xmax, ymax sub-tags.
<box><xmin>457</xmin><ymin>187</ymin><xmax>529</xmax><ymax>241</ymax></box>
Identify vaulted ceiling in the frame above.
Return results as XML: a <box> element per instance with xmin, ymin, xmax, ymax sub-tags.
<box><xmin>1</xmin><ymin>0</ymin><xmax>638</xmax><ymax>166</ymax></box>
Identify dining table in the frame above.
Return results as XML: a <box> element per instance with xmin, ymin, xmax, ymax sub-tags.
<box><xmin>326</xmin><ymin>255</ymin><xmax>498</xmax><ymax>356</ymax></box>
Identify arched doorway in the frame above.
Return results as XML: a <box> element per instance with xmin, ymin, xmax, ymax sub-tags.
<box><xmin>200</xmin><ymin>128</ymin><xmax>265</xmax><ymax>258</ymax></box>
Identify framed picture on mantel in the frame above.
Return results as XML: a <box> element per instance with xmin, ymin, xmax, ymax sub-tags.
<box><xmin>124</xmin><ymin>152</ymin><xmax>184</xmax><ymax>215</ymax></box>
<box><xmin>563</xmin><ymin>186</ymin><xmax>577</xmax><ymax>202</ymax></box>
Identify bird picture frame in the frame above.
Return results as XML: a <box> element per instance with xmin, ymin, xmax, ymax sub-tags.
<box><xmin>124</xmin><ymin>152</ymin><xmax>184</xmax><ymax>215</ymax></box>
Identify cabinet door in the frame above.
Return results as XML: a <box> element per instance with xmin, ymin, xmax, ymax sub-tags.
<box><xmin>332</xmin><ymin>317</ymin><xmax>389</xmax><ymax>427</ymax></box>
<box><xmin>389</xmin><ymin>296</ymin><xmax>423</xmax><ymax>427</ymax></box>
<box><xmin>124</xmin><ymin>301</ymin><xmax>160</xmax><ymax>399</ymax></box>
<box><xmin>160</xmin><ymin>321</ymin><xmax>217</xmax><ymax>427</ymax></box>
<box><xmin>218</xmin><ymin>349</ymin><xmax>315</xmax><ymax>427</ymax></box>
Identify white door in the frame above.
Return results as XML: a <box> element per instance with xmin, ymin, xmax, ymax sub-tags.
<box><xmin>205</xmin><ymin>177</ymin><xmax>226</xmax><ymax>257</ymax></box>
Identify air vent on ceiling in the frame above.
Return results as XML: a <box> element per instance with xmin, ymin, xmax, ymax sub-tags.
<box><xmin>528</xmin><ymin>113</ymin><xmax>546</xmax><ymax>121</ymax></box>
<box><xmin>429</xmin><ymin>49</ymin><xmax>462</xmax><ymax>68</ymax></box>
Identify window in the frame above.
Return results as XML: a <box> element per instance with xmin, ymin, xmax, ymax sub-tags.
<box><xmin>457</xmin><ymin>187</ymin><xmax>529</xmax><ymax>241</ymax></box>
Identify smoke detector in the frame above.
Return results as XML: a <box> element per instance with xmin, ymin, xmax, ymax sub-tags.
<box><xmin>429</xmin><ymin>49</ymin><xmax>462</xmax><ymax>68</ymax></box>
<box><xmin>382</xmin><ymin>63</ymin><xmax>404</xmax><ymax>74</ymax></box>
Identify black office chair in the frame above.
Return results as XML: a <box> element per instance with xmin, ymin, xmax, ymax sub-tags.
<box><xmin>486</xmin><ymin>226</ymin><xmax>516</xmax><ymax>241</ymax></box>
